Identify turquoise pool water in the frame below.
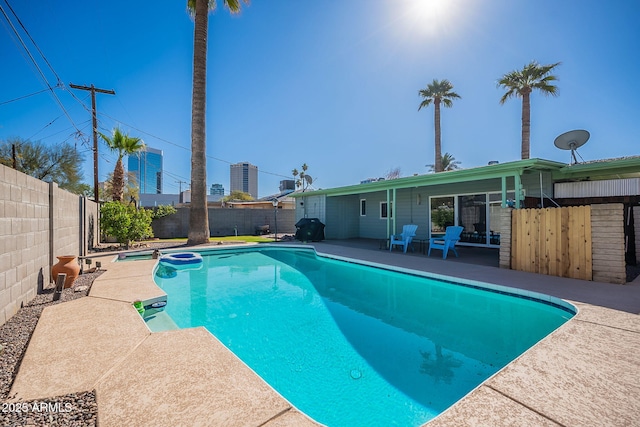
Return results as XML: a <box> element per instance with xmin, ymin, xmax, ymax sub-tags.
<box><xmin>153</xmin><ymin>246</ymin><xmax>575</xmax><ymax>427</ymax></box>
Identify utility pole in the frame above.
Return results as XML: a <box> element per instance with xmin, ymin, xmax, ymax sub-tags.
<box><xmin>69</xmin><ymin>83</ymin><xmax>115</xmax><ymax>203</ymax></box>
<box><xmin>176</xmin><ymin>180</ymin><xmax>188</xmax><ymax>203</ymax></box>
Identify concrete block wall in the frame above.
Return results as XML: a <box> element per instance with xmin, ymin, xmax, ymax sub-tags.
<box><xmin>591</xmin><ymin>203</ymin><xmax>626</xmax><ymax>284</ymax></box>
<box><xmin>151</xmin><ymin>207</ymin><xmax>297</xmax><ymax>239</ymax></box>
<box><xmin>0</xmin><ymin>165</ymin><xmax>50</xmax><ymax>325</ymax></box>
<box><xmin>0</xmin><ymin>164</ymin><xmax>98</xmax><ymax>326</ymax></box>
<box><xmin>499</xmin><ymin>207</ymin><xmax>512</xmax><ymax>269</ymax></box>
<box><xmin>51</xmin><ymin>184</ymin><xmax>80</xmax><ymax>260</ymax></box>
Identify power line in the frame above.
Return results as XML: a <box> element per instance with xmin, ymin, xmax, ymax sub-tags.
<box><xmin>0</xmin><ymin>0</ymin><xmax>85</xmax><ymax>138</ymax></box>
<box><xmin>0</xmin><ymin>87</ymin><xmax>51</xmax><ymax>106</ymax></box>
<box><xmin>97</xmin><ymin>111</ymin><xmax>292</xmax><ymax>180</ymax></box>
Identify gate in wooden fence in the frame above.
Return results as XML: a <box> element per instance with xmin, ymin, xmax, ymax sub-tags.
<box><xmin>511</xmin><ymin>206</ymin><xmax>592</xmax><ymax>280</ymax></box>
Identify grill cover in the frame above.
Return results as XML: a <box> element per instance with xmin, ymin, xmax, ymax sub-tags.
<box><xmin>294</xmin><ymin>218</ymin><xmax>325</xmax><ymax>242</ymax></box>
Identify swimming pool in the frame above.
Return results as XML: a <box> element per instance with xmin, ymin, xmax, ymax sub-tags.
<box><xmin>153</xmin><ymin>246</ymin><xmax>575</xmax><ymax>427</ymax></box>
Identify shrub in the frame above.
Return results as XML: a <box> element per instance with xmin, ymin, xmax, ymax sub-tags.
<box><xmin>152</xmin><ymin>204</ymin><xmax>177</xmax><ymax>219</ymax></box>
<box><xmin>100</xmin><ymin>201</ymin><xmax>154</xmax><ymax>247</ymax></box>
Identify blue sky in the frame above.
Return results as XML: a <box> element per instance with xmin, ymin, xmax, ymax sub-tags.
<box><xmin>1</xmin><ymin>0</ymin><xmax>639</xmax><ymax>197</ymax></box>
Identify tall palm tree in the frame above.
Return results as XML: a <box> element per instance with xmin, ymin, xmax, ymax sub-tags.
<box><xmin>427</xmin><ymin>152</ymin><xmax>462</xmax><ymax>172</ymax></box>
<box><xmin>418</xmin><ymin>79</ymin><xmax>460</xmax><ymax>173</ymax></box>
<box><xmin>498</xmin><ymin>61</ymin><xmax>560</xmax><ymax>160</ymax></box>
<box><xmin>99</xmin><ymin>127</ymin><xmax>144</xmax><ymax>202</ymax></box>
<box><xmin>186</xmin><ymin>0</ymin><xmax>248</xmax><ymax>245</ymax></box>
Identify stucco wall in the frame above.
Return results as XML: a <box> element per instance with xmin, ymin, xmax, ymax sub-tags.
<box><xmin>0</xmin><ymin>164</ymin><xmax>98</xmax><ymax>326</ymax></box>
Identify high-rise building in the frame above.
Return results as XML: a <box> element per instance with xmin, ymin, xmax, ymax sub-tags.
<box><xmin>230</xmin><ymin>162</ymin><xmax>258</xmax><ymax>198</ymax></box>
<box><xmin>128</xmin><ymin>147</ymin><xmax>163</xmax><ymax>194</ymax></box>
<box><xmin>210</xmin><ymin>183</ymin><xmax>224</xmax><ymax>196</ymax></box>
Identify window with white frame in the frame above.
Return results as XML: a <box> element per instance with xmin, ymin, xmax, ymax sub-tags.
<box><xmin>360</xmin><ymin>199</ymin><xmax>366</xmax><ymax>216</ymax></box>
<box><xmin>380</xmin><ymin>201</ymin><xmax>393</xmax><ymax>219</ymax></box>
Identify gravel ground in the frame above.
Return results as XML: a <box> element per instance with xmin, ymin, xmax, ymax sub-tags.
<box><xmin>0</xmin><ymin>271</ymin><xmax>102</xmax><ymax>427</ymax></box>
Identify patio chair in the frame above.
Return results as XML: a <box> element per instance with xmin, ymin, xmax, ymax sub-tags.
<box><xmin>428</xmin><ymin>226</ymin><xmax>463</xmax><ymax>259</ymax></box>
<box><xmin>389</xmin><ymin>224</ymin><xmax>418</xmax><ymax>253</ymax></box>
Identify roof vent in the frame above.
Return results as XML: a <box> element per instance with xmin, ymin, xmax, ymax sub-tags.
<box><xmin>488</xmin><ymin>161</ymin><xmax>499</xmax><ymax>165</ymax></box>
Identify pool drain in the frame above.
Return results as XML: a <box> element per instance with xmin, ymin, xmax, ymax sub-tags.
<box><xmin>350</xmin><ymin>369</ymin><xmax>362</xmax><ymax>379</ymax></box>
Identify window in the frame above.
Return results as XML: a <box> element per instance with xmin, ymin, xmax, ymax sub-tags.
<box><xmin>360</xmin><ymin>199</ymin><xmax>366</xmax><ymax>216</ymax></box>
<box><xmin>380</xmin><ymin>201</ymin><xmax>393</xmax><ymax>219</ymax></box>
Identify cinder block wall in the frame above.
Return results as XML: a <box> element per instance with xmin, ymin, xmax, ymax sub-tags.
<box><xmin>151</xmin><ymin>207</ymin><xmax>297</xmax><ymax>238</ymax></box>
<box><xmin>0</xmin><ymin>165</ymin><xmax>50</xmax><ymax>325</ymax></box>
<box><xmin>51</xmin><ymin>184</ymin><xmax>80</xmax><ymax>260</ymax></box>
<box><xmin>499</xmin><ymin>207</ymin><xmax>512</xmax><ymax>269</ymax></box>
<box><xmin>591</xmin><ymin>203</ymin><xmax>626</xmax><ymax>284</ymax></box>
<box><xmin>0</xmin><ymin>164</ymin><xmax>98</xmax><ymax>326</ymax></box>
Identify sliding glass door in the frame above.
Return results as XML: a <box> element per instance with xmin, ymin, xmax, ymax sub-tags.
<box><xmin>429</xmin><ymin>192</ymin><xmax>513</xmax><ymax>246</ymax></box>
<box><xmin>458</xmin><ymin>194</ymin><xmax>487</xmax><ymax>244</ymax></box>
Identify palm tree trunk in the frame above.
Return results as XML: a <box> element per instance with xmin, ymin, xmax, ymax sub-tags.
<box><xmin>113</xmin><ymin>158</ymin><xmax>124</xmax><ymax>202</ymax></box>
<box><xmin>188</xmin><ymin>0</ymin><xmax>210</xmax><ymax>245</ymax></box>
<box><xmin>434</xmin><ymin>100</ymin><xmax>443</xmax><ymax>172</ymax></box>
<box><xmin>521</xmin><ymin>92</ymin><xmax>531</xmax><ymax>159</ymax></box>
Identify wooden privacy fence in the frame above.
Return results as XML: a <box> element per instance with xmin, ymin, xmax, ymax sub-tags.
<box><xmin>511</xmin><ymin>206</ymin><xmax>592</xmax><ymax>280</ymax></box>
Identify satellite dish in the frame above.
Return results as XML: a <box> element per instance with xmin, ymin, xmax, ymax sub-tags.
<box><xmin>554</xmin><ymin>129</ymin><xmax>589</xmax><ymax>164</ymax></box>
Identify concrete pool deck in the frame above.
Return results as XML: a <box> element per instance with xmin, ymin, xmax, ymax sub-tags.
<box><xmin>9</xmin><ymin>242</ymin><xmax>640</xmax><ymax>426</ymax></box>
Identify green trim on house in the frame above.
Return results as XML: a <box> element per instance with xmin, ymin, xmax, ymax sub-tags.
<box><xmin>291</xmin><ymin>159</ymin><xmax>564</xmax><ymax>199</ymax></box>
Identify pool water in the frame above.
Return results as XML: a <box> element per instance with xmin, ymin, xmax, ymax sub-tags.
<box><xmin>153</xmin><ymin>246</ymin><xmax>574</xmax><ymax>427</ymax></box>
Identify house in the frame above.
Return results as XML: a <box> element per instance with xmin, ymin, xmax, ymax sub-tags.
<box><xmin>290</xmin><ymin>157</ymin><xmax>640</xmax><ymax>250</ymax></box>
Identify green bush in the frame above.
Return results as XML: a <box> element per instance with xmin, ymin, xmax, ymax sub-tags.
<box><xmin>101</xmin><ymin>201</ymin><xmax>154</xmax><ymax>247</ymax></box>
<box><xmin>152</xmin><ymin>204</ymin><xmax>177</xmax><ymax>219</ymax></box>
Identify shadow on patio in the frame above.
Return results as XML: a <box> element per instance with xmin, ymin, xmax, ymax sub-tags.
<box><xmin>315</xmin><ymin>238</ymin><xmax>499</xmax><ymax>268</ymax></box>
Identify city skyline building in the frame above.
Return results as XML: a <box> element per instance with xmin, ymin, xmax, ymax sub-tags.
<box><xmin>230</xmin><ymin>162</ymin><xmax>258</xmax><ymax>198</ymax></box>
<box><xmin>210</xmin><ymin>183</ymin><xmax>224</xmax><ymax>196</ymax></box>
<box><xmin>128</xmin><ymin>146</ymin><xmax>163</xmax><ymax>194</ymax></box>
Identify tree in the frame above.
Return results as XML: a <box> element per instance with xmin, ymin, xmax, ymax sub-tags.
<box><xmin>498</xmin><ymin>61</ymin><xmax>560</xmax><ymax>160</ymax></box>
<box><xmin>222</xmin><ymin>190</ymin><xmax>254</xmax><ymax>202</ymax></box>
<box><xmin>99</xmin><ymin>127</ymin><xmax>144</xmax><ymax>202</ymax></box>
<box><xmin>186</xmin><ymin>0</ymin><xmax>248</xmax><ymax>246</ymax></box>
<box><xmin>0</xmin><ymin>138</ymin><xmax>88</xmax><ymax>194</ymax></box>
<box><xmin>102</xmin><ymin>170</ymin><xmax>139</xmax><ymax>204</ymax></box>
<box><xmin>385</xmin><ymin>167</ymin><xmax>401</xmax><ymax>180</ymax></box>
<box><xmin>427</xmin><ymin>153</ymin><xmax>462</xmax><ymax>172</ymax></box>
<box><xmin>292</xmin><ymin>163</ymin><xmax>313</xmax><ymax>191</ymax></box>
<box><xmin>418</xmin><ymin>79</ymin><xmax>460</xmax><ymax>173</ymax></box>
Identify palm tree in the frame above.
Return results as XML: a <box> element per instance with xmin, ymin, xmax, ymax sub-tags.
<box><xmin>99</xmin><ymin>127</ymin><xmax>144</xmax><ymax>202</ymax></box>
<box><xmin>186</xmin><ymin>0</ymin><xmax>248</xmax><ymax>245</ymax></box>
<box><xmin>293</xmin><ymin>163</ymin><xmax>313</xmax><ymax>191</ymax></box>
<box><xmin>427</xmin><ymin>152</ymin><xmax>461</xmax><ymax>172</ymax></box>
<box><xmin>498</xmin><ymin>61</ymin><xmax>560</xmax><ymax>160</ymax></box>
<box><xmin>418</xmin><ymin>79</ymin><xmax>460</xmax><ymax>173</ymax></box>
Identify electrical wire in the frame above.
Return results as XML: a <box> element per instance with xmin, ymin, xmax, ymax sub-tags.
<box><xmin>0</xmin><ymin>0</ymin><xmax>85</xmax><ymax>138</ymax></box>
<box><xmin>0</xmin><ymin>87</ymin><xmax>51</xmax><ymax>106</ymax></box>
<box><xmin>97</xmin><ymin>111</ymin><xmax>292</xmax><ymax>179</ymax></box>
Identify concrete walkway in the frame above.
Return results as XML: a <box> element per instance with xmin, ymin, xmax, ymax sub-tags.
<box><xmin>10</xmin><ymin>242</ymin><xmax>640</xmax><ymax>426</ymax></box>
<box><xmin>10</xmin><ymin>251</ymin><xmax>319</xmax><ymax>427</ymax></box>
